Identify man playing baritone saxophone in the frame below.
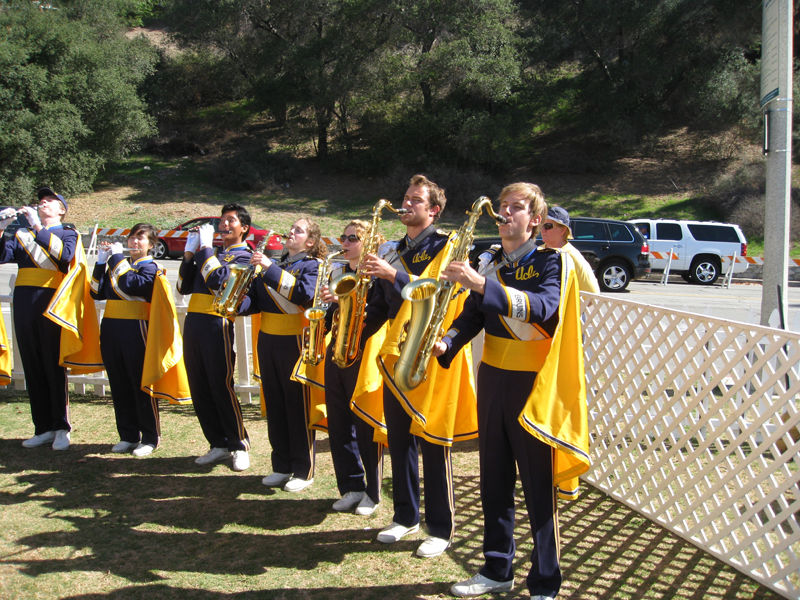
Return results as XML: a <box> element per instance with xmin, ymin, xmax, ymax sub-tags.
<box><xmin>433</xmin><ymin>183</ymin><xmax>590</xmax><ymax>599</ymax></box>
<box><xmin>178</xmin><ymin>204</ymin><xmax>252</xmax><ymax>472</ymax></box>
<box><xmin>0</xmin><ymin>188</ymin><xmax>77</xmax><ymax>451</ymax></box>
<box><xmin>239</xmin><ymin>218</ymin><xmax>324</xmax><ymax>493</ymax></box>
<box><xmin>360</xmin><ymin>174</ymin><xmax>477</xmax><ymax>559</ymax></box>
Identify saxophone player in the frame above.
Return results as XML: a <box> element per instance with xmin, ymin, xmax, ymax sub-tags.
<box><xmin>359</xmin><ymin>175</ymin><xmax>477</xmax><ymax>558</ymax></box>
<box><xmin>433</xmin><ymin>184</ymin><xmax>589</xmax><ymax>599</ymax></box>
<box><xmin>178</xmin><ymin>204</ymin><xmax>252</xmax><ymax>471</ymax></box>
<box><xmin>239</xmin><ymin>218</ymin><xmax>325</xmax><ymax>493</ymax></box>
<box><xmin>320</xmin><ymin>220</ymin><xmax>385</xmax><ymax>515</ymax></box>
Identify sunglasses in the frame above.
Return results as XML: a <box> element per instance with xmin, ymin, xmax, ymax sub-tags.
<box><xmin>542</xmin><ymin>223</ymin><xmax>556</xmax><ymax>230</ymax></box>
<box><xmin>339</xmin><ymin>234</ymin><xmax>361</xmax><ymax>243</ymax></box>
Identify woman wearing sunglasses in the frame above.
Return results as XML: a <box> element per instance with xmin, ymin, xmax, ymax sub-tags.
<box><xmin>540</xmin><ymin>206</ymin><xmax>599</xmax><ymax>293</ymax></box>
<box><xmin>319</xmin><ymin>220</ymin><xmax>386</xmax><ymax>515</ymax></box>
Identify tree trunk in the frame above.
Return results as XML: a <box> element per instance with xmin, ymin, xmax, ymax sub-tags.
<box><xmin>315</xmin><ymin>108</ymin><xmax>331</xmax><ymax>160</ymax></box>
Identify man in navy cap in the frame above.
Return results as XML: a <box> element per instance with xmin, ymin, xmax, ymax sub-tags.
<box><xmin>541</xmin><ymin>206</ymin><xmax>600</xmax><ymax>294</ymax></box>
<box><xmin>0</xmin><ymin>187</ymin><xmax>77</xmax><ymax>450</ymax></box>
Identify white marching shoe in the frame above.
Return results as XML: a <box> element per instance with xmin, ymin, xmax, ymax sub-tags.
<box><xmin>22</xmin><ymin>431</ymin><xmax>56</xmax><ymax>448</ymax></box>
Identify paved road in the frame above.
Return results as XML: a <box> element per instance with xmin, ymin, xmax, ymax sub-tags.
<box><xmin>0</xmin><ymin>262</ymin><xmax>798</xmax><ymax>329</ymax></box>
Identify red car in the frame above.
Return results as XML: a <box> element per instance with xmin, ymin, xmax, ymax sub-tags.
<box><xmin>153</xmin><ymin>217</ymin><xmax>284</xmax><ymax>259</ymax></box>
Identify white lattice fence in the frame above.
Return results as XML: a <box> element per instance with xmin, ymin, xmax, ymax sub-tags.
<box><xmin>581</xmin><ymin>292</ymin><xmax>800</xmax><ymax>599</ymax></box>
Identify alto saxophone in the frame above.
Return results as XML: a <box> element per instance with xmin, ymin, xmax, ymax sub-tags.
<box><xmin>301</xmin><ymin>250</ymin><xmax>346</xmax><ymax>365</ymax></box>
<box><xmin>328</xmin><ymin>199</ymin><xmax>408</xmax><ymax>369</ymax></box>
<box><xmin>393</xmin><ymin>196</ymin><xmax>506</xmax><ymax>392</ymax></box>
<box><xmin>212</xmin><ymin>233</ymin><xmax>273</xmax><ymax>317</ymax></box>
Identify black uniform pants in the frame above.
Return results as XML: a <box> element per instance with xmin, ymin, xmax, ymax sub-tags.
<box><xmin>384</xmin><ymin>387</ymin><xmax>454</xmax><ymax>540</ymax></box>
<box><xmin>14</xmin><ymin>286</ymin><xmax>69</xmax><ymax>435</ymax></box>
<box><xmin>324</xmin><ymin>348</ymin><xmax>384</xmax><ymax>503</ymax></box>
<box><xmin>258</xmin><ymin>332</ymin><xmax>315</xmax><ymax>479</ymax></box>
<box><xmin>100</xmin><ymin>317</ymin><xmax>159</xmax><ymax>446</ymax></box>
<box><xmin>183</xmin><ymin>313</ymin><xmax>249</xmax><ymax>452</ymax></box>
<box><xmin>476</xmin><ymin>363</ymin><xmax>561</xmax><ymax>597</ymax></box>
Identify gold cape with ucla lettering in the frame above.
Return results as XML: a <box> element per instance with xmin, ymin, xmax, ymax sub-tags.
<box><xmin>141</xmin><ymin>270</ymin><xmax>191</xmax><ymax>405</ymax></box>
<box><xmin>518</xmin><ymin>251</ymin><xmax>590</xmax><ymax>500</ymax></box>
<box><xmin>377</xmin><ymin>235</ymin><xmax>477</xmax><ymax>446</ymax></box>
<box><xmin>44</xmin><ymin>239</ymin><xmax>104</xmax><ymax>374</ymax></box>
<box><xmin>0</xmin><ymin>311</ymin><xmax>11</xmax><ymax>385</ymax></box>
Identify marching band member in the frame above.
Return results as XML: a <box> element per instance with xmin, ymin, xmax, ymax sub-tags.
<box><xmin>433</xmin><ymin>183</ymin><xmax>589</xmax><ymax>599</ymax></box>
<box><xmin>179</xmin><ymin>204</ymin><xmax>252</xmax><ymax>471</ymax></box>
<box><xmin>240</xmin><ymin>218</ymin><xmax>324</xmax><ymax>492</ymax></box>
<box><xmin>320</xmin><ymin>220</ymin><xmax>385</xmax><ymax>515</ymax></box>
<box><xmin>91</xmin><ymin>223</ymin><xmax>189</xmax><ymax>456</ymax></box>
<box><xmin>0</xmin><ymin>188</ymin><xmax>78</xmax><ymax>450</ymax></box>
<box><xmin>360</xmin><ymin>175</ymin><xmax>477</xmax><ymax>558</ymax></box>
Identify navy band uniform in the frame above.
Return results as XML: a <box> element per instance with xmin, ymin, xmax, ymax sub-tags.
<box><xmin>324</xmin><ymin>263</ymin><xmax>384</xmax><ymax>505</ymax></box>
<box><xmin>439</xmin><ymin>243</ymin><xmax>564</xmax><ymax>597</ymax></box>
<box><xmin>178</xmin><ymin>242</ymin><xmax>251</xmax><ymax>453</ymax></box>
<box><xmin>240</xmin><ymin>251</ymin><xmax>319</xmax><ymax>480</ymax></box>
<box><xmin>91</xmin><ymin>252</ymin><xmax>160</xmax><ymax>447</ymax></box>
<box><xmin>364</xmin><ymin>228</ymin><xmax>456</xmax><ymax>540</ymax></box>
<box><xmin>0</xmin><ymin>223</ymin><xmax>77</xmax><ymax>436</ymax></box>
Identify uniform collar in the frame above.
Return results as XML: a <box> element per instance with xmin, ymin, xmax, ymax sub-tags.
<box><xmin>132</xmin><ymin>256</ymin><xmax>153</xmax><ymax>267</ymax></box>
<box><xmin>403</xmin><ymin>224</ymin><xmax>437</xmax><ymax>252</ymax></box>
<box><xmin>222</xmin><ymin>242</ymin><xmax>248</xmax><ymax>252</ymax></box>
<box><xmin>279</xmin><ymin>251</ymin><xmax>307</xmax><ymax>267</ymax></box>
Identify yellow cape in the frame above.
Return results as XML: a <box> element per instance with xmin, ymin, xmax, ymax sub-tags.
<box><xmin>0</xmin><ymin>313</ymin><xmax>11</xmax><ymax>386</ymax></box>
<box><xmin>44</xmin><ymin>239</ymin><xmax>104</xmax><ymax>374</ymax></box>
<box><xmin>141</xmin><ymin>270</ymin><xmax>191</xmax><ymax>404</ymax></box>
<box><xmin>518</xmin><ymin>252</ymin><xmax>590</xmax><ymax>500</ymax></box>
<box><xmin>377</xmin><ymin>235</ymin><xmax>477</xmax><ymax>446</ymax></box>
<box><xmin>291</xmin><ymin>328</ymin><xmax>331</xmax><ymax>432</ymax></box>
<box><xmin>351</xmin><ymin>322</ymin><xmax>390</xmax><ymax>444</ymax></box>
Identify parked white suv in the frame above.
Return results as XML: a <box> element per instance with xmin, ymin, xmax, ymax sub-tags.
<box><xmin>629</xmin><ymin>219</ymin><xmax>748</xmax><ymax>285</ymax></box>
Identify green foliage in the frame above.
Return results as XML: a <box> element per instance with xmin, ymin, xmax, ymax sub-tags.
<box><xmin>0</xmin><ymin>0</ymin><xmax>157</xmax><ymax>203</ymax></box>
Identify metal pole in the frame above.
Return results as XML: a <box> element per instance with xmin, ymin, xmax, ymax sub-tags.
<box><xmin>760</xmin><ymin>0</ymin><xmax>793</xmax><ymax>326</ymax></box>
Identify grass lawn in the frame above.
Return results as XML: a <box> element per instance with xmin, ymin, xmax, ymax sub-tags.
<box><xmin>0</xmin><ymin>389</ymin><xmax>780</xmax><ymax>600</ymax></box>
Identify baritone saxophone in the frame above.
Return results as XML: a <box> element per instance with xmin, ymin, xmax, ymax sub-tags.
<box><xmin>301</xmin><ymin>250</ymin><xmax>346</xmax><ymax>365</ymax></box>
<box><xmin>393</xmin><ymin>196</ymin><xmax>506</xmax><ymax>392</ymax></box>
<box><xmin>328</xmin><ymin>199</ymin><xmax>408</xmax><ymax>369</ymax></box>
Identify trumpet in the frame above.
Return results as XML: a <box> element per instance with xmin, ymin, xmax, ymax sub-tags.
<box><xmin>301</xmin><ymin>250</ymin><xmax>346</xmax><ymax>365</ymax></box>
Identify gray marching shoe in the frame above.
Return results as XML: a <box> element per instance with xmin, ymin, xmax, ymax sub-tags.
<box><xmin>332</xmin><ymin>491</ymin><xmax>365</xmax><ymax>511</ymax></box>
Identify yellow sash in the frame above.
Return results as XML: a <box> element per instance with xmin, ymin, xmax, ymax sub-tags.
<box><xmin>351</xmin><ymin>322</ymin><xmax>390</xmax><ymax>443</ymax></box>
<box><xmin>518</xmin><ymin>254</ymin><xmax>590</xmax><ymax>500</ymax></box>
<box><xmin>16</xmin><ymin>268</ymin><xmax>63</xmax><ymax>289</ymax></box>
<box><xmin>482</xmin><ymin>335</ymin><xmax>551</xmax><ymax>372</ymax></box>
<box><xmin>260</xmin><ymin>312</ymin><xmax>303</xmax><ymax>336</ymax></box>
<box><xmin>104</xmin><ymin>300</ymin><xmax>151</xmax><ymax>320</ymax></box>
<box><xmin>187</xmin><ymin>293</ymin><xmax>231</xmax><ymax>318</ymax></box>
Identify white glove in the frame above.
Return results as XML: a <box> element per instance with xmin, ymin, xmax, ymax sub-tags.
<box><xmin>185</xmin><ymin>231</ymin><xmax>200</xmax><ymax>254</ymax></box>
<box><xmin>97</xmin><ymin>247</ymin><xmax>112</xmax><ymax>264</ymax></box>
<box><xmin>110</xmin><ymin>242</ymin><xmax>124</xmax><ymax>256</ymax></box>
<box><xmin>21</xmin><ymin>206</ymin><xmax>40</xmax><ymax>229</ymax></box>
<box><xmin>198</xmin><ymin>223</ymin><xmax>214</xmax><ymax>249</ymax></box>
<box><xmin>0</xmin><ymin>208</ymin><xmax>16</xmax><ymax>230</ymax></box>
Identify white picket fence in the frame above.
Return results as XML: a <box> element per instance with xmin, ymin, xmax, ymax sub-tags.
<box><xmin>581</xmin><ymin>292</ymin><xmax>800</xmax><ymax>599</ymax></box>
<box><xmin>3</xmin><ymin>285</ymin><xmax>800</xmax><ymax>597</ymax></box>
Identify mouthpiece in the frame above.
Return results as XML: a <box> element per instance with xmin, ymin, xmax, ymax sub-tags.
<box><xmin>495</xmin><ymin>215</ymin><xmax>508</xmax><ymax>224</ymax></box>
<box><xmin>396</xmin><ymin>209</ymin><xmax>410</xmax><ymax>215</ymax></box>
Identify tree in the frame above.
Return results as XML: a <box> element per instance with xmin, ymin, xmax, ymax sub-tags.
<box><xmin>0</xmin><ymin>0</ymin><xmax>157</xmax><ymax>203</ymax></box>
<box><xmin>165</xmin><ymin>0</ymin><xmax>395</xmax><ymax>160</ymax></box>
